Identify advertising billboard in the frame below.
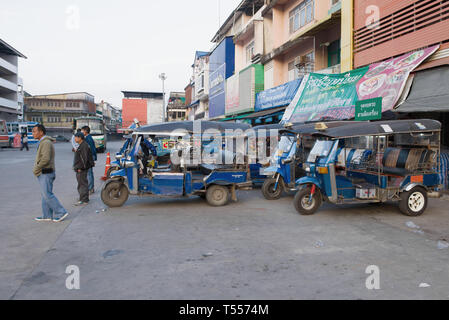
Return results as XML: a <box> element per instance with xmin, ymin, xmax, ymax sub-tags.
<box><xmin>227</xmin><ymin>64</ymin><xmax>264</xmax><ymax>116</ymax></box>
<box><xmin>209</xmin><ymin>63</ymin><xmax>226</xmax><ymax>118</ymax></box>
<box><xmin>225</xmin><ymin>74</ymin><xmax>239</xmax><ymax>115</ymax></box>
<box><xmin>282</xmin><ymin>45</ymin><xmax>438</xmax><ymax>123</ymax></box>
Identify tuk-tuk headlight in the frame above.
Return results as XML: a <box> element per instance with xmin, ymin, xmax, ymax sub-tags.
<box><xmin>304</xmin><ymin>164</ymin><xmax>311</xmax><ymax>172</ymax></box>
<box><xmin>115</xmin><ymin>154</ymin><xmax>123</xmax><ymax>160</ymax></box>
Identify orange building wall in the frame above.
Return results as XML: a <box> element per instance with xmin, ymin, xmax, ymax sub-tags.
<box><xmin>122</xmin><ymin>99</ymin><xmax>147</xmax><ymax>127</ymax></box>
<box><xmin>353</xmin><ymin>0</ymin><xmax>449</xmax><ymax>68</ymax></box>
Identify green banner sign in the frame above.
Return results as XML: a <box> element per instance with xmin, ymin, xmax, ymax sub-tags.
<box><xmin>285</xmin><ymin>67</ymin><xmax>369</xmax><ymax>123</ymax></box>
<box><xmin>355</xmin><ymin>97</ymin><xmax>382</xmax><ymax>121</ymax></box>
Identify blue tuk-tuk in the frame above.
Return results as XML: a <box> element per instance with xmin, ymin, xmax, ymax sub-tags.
<box><xmin>248</xmin><ymin>123</ymin><xmax>284</xmax><ymax>186</ymax></box>
<box><xmin>293</xmin><ymin>119</ymin><xmax>442</xmax><ymax>216</ymax></box>
<box><xmin>101</xmin><ymin>121</ymin><xmax>253</xmax><ymax>207</ymax></box>
<box><xmin>260</xmin><ymin>121</ymin><xmax>350</xmax><ymax>200</ymax></box>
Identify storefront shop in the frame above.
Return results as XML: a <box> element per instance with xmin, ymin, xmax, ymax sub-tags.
<box><xmin>394</xmin><ymin>65</ymin><xmax>449</xmax><ymax>190</ymax></box>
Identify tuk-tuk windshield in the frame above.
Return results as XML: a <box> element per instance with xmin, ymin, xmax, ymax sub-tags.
<box><xmin>307</xmin><ymin>140</ymin><xmax>334</xmax><ymax>163</ymax></box>
<box><xmin>278</xmin><ymin>135</ymin><xmax>295</xmax><ymax>154</ymax></box>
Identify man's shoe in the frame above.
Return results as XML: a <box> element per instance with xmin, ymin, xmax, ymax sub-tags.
<box><xmin>53</xmin><ymin>213</ymin><xmax>69</xmax><ymax>222</ymax></box>
<box><xmin>89</xmin><ymin>189</ymin><xmax>95</xmax><ymax>195</ymax></box>
<box><xmin>73</xmin><ymin>201</ymin><xmax>88</xmax><ymax>206</ymax></box>
<box><xmin>35</xmin><ymin>217</ymin><xmax>52</xmax><ymax>222</ymax></box>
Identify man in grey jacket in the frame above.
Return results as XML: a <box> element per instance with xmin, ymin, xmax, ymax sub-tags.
<box><xmin>32</xmin><ymin>124</ymin><xmax>68</xmax><ymax>222</ymax></box>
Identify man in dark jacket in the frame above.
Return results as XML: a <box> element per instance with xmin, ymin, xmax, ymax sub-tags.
<box><xmin>73</xmin><ymin>132</ymin><xmax>94</xmax><ymax>206</ymax></box>
<box><xmin>81</xmin><ymin>126</ymin><xmax>97</xmax><ymax>194</ymax></box>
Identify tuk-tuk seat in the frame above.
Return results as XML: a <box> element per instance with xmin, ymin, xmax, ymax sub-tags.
<box><xmin>382</xmin><ymin>147</ymin><xmax>435</xmax><ymax>176</ymax></box>
<box><xmin>336</xmin><ymin>148</ymin><xmax>373</xmax><ymax>168</ymax></box>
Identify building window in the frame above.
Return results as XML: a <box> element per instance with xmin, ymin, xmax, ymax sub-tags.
<box><xmin>327</xmin><ymin>39</ymin><xmax>341</xmax><ymax>67</ymax></box>
<box><xmin>289</xmin><ymin>0</ymin><xmax>314</xmax><ymax>34</ymax></box>
<box><xmin>288</xmin><ymin>51</ymin><xmax>315</xmax><ymax>80</ymax></box>
<box><xmin>246</xmin><ymin>41</ymin><xmax>255</xmax><ymax>63</ymax></box>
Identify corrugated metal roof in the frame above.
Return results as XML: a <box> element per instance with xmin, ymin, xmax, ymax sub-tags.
<box><xmin>121</xmin><ymin>91</ymin><xmax>163</xmax><ymax>99</ymax></box>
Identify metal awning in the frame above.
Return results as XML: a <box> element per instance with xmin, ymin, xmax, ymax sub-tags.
<box><xmin>0</xmin><ymin>106</ymin><xmax>21</xmax><ymax>114</ymax></box>
<box><xmin>395</xmin><ymin>66</ymin><xmax>449</xmax><ymax>113</ymax></box>
<box><xmin>241</xmin><ymin>106</ymin><xmax>287</xmax><ymax>119</ymax></box>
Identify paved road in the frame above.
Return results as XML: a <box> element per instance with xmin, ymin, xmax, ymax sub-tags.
<box><xmin>1</xmin><ymin>141</ymin><xmax>448</xmax><ymax>299</ymax></box>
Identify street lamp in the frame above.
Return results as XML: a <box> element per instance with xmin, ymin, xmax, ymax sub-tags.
<box><xmin>159</xmin><ymin>73</ymin><xmax>167</xmax><ymax>122</ymax></box>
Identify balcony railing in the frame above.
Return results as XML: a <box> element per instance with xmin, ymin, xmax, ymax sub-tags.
<box><xmin>0</xmin><ymin>97</ymin><xmax>18</xmax><ymax>109</ymax></box>
<box><xmin>0</xmin><ymin>77</ymin><xmax>18</xmax><ymax>92</ymax></box>
<box><xmin>315</xmin><ymin>64</ymin><xmax>341</xmax><ymax>74</ymax></box>
<box><xmin>0</xmin><ymin>56</ymin><xmax>18</xmax><ymax>75</ymax></box>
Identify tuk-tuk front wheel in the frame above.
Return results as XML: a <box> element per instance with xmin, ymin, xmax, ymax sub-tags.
<box><xmin>101</xmin><ymin>181</ymin><xmax>129</xmax><ymax>207</ymax></box>
<box><xmin>294</xmin><ymin>186</ymin><xmax>322</xmax><ymax>215</ymax></box>
<box><xmin>206</xmin><ymin>185</ymin><xmax>230</xmax><ymax>207</ymax></box>
<box><xmin>399</xmin><ymin>187</ymin><xmax>427</xmax><ymax>216</ymax></box>
<box><xmin>262</xmin><ymin>178</ymin><xmax>283</xmax><ymax>200</ymax></box>
<box><xmin>106</xmin><ymin>166</ymin><xmax>119</xmax><ymax>178</ymax></box>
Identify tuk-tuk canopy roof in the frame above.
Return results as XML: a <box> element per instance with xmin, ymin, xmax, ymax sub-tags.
<box><xmin>314</xmin><ymin>119</ymin><xmax>441</xmax><ymax>139</ymax></box>
<box><xmin>135</xmin><ymin>120</ymin><xmax>251</xmax><ymax>136</ymax></box>
<box><xmin>279</xmin><ymin>121</ymin><xmax>353</xmax><ymax>136</ymax></box>
<box><xmin>251</xmin><ymin>123</ymin><xmax>284</xmax><ymax>137</ymax></box>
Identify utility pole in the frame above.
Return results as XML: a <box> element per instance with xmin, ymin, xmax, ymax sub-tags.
<box><xmin>159</xmin><ymin>73</ymin><xmax>167</xmax><ymax>122</ymax></box>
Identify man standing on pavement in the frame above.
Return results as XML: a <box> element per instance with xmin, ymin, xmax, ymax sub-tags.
<box><xmin>71</xmin><ymin>128</ymin><xmax>81</xmax><ymax>152</ymax></box>
<box><xmin>73</xmin><ymin>132</ymin><xmax>94</xmax><ymax>206</ymax></box>
<box><xmin>20</xmin><ymin>132</ymin><xmax>29</xmax><ymax>151</ymax></box>
<box><xmin>32</xmin><ymin>124</ymin><xmax>68</xmax><ymax>222</ymax></box>
<box><xmin>81</xmin><ymin>126</ymin><xmax>97</xmax><ymax>194</ymax></box>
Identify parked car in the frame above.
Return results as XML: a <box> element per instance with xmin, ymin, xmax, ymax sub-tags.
<box><xmin>53</xmin><ymin>135</ymin><xmax>70</xmax><ymax>142</ymax></box>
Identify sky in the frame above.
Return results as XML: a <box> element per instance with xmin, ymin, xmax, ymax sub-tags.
<box><xmin>0</xmin><ymin>0</ymin><xmax>242</xmax><ymax>108</ymax></box>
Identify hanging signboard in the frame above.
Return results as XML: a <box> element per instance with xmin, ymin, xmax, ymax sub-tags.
<box><xmin>355</xmin><ymin>97</ymin><xmax>382</xmax><ymax>121</ymax></box>
<box><xmin>209</xmin><ymin>63</ymin><xmax>226</xmax><ymax>118</ymax></box>
<box><xmin>225</xmin><ymin>74</ymin><xmax>240</xmax><ymax>115</ymax></box>
<box><xmin>255</xmin><ymin>78</ymin><xmax>302</xmax><ymax>112</ymax></box>
<box><xmin>282</xmin><ymin>45</ymin><xmax>439</xmax><ymax>123</ymax></box>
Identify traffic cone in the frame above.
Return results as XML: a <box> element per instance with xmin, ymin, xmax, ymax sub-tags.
<box><xmin>101</xmin><ymin>152</ymin><xmax>111</xmax><ymax>181</ymax></box>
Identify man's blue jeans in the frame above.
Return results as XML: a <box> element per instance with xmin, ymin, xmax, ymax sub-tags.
<box><xmin>37</xmin><ymin>172</ymin><xmax>67</xmax><ymax>219</ymax></box>
<box><xmin>87</xmin><ymin>167</ymin><xmax>94</xmax><ymax>191</ymax></box>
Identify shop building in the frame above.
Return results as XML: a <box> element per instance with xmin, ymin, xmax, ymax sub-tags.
<box><xmin>262</xmin><ymin>0</ymin><xmax>343</xmax><ymax>89</ymax></box>
<box><xmin>184</xmin><ymin>81</ymin><xmax>195</xmax><ymax>121</ymax></box>
<box><xmin>167</xmin><ymin>92</ymin><xmax>187</xmax><ymax>122</ymax></box>
<box><xmin>191</xmin><ymin>51</ymin><xmax>210</xmax><ymax>120</ymax></box>
<box><xmin>349</xmin><ymin>0</ymin><xmax>449</xmax><ymax>148</ymax></box>
<box><xmin>96</xmin><ymin>101</ymin><xmax>122</xmax><ymax>133</ymax></box>
<box><xmin>209</xmin><ymin>37</ymin><xmax>235</xmax><ymax>119</ymax></box>
<box><xmin>121</xmin><ymin>91</ymin><xmax>164</xmax><ymax>127</ymax></box>
<box><xmin>24</xmin><ymin>92</ymin><xmax>96</xmax><ymax>134</ymax></box>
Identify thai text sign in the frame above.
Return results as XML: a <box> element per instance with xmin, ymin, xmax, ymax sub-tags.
<box><xmin>283</xmin><ymin>45</ymin><xmax>439</xmax><ymax>123</ymax></box>
<box><xmin>355</xmin><ymin>97</ymin><xmax>382</xmax><ymax>121</ymax></box>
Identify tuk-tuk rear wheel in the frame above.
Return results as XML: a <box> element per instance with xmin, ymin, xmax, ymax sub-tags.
<box><xmin>262</xmin><ymin>178</ymin><xmax>283</xmax><ymax>200</ymax></box>
<box><xmin>101</xmin><ymin>181</ymin><xmax>129</xmax><ymax>207</ymax></box>
<box><xmin>206</xmin><ymin>185</ymin><xmax>230</xmax><ymax>207</ymax></box>
<box><xmin>399</xmin><ymin>187</ymin><xmax>427</xmax><ymax>216</ymax></box>
<box><xmin>294</xmin><ymin>186</ymin><xmax>322</xmax><ymax>215</ymax></box>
